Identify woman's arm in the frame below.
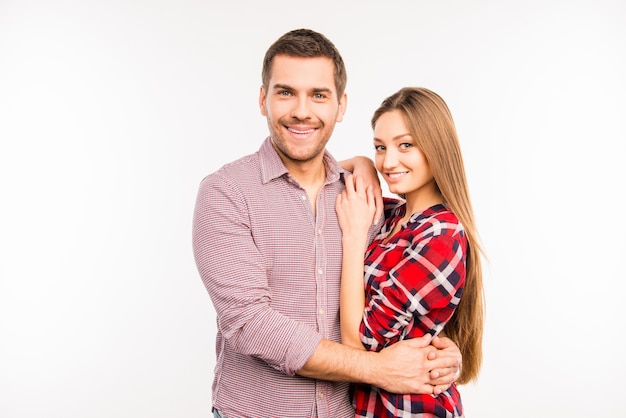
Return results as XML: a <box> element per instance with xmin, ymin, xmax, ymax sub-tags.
<box><xmin>360</xmin><ymin>218</ymin><xmax>466</xmax><ymax>350</ymax></box>
<box><xmin>335</xmin><ymin>175</ymin><xmax>377</xmax><ymax>349</ymax></box>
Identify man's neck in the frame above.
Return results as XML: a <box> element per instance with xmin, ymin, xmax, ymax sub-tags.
<box><xmin>288</xmin><ymin>161</ymin><xmax>326</xmax><ymax>188</ymax></box>
<box><xmin>283</xmin><ymin>156</ymin><xmax>327</xmax><ymax>213</ymax></box>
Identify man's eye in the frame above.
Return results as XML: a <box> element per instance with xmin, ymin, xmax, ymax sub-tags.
<box><xmin>279</xmin><ymin>90</ymin><xmax>291</xmax><ymax>96</ymax></box>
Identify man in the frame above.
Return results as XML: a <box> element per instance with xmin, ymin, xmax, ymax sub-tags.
<box><xmin>192</xmin><ymin>28</ymin><xmax>461</xmax><ymax>418</ymax></box>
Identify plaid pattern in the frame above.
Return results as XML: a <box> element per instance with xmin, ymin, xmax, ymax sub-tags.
<box><xmin>353</xmin><ymin>199</ymin><xmax>467</xmax><ymax>417</ymax></box>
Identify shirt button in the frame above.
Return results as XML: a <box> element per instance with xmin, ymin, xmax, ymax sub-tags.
<box><xmin>318</xmin><ymin>269</ymin><xmax>323</xmax><ymax>275</ymax></box>
<box><xmin>318</xmin><ymin>392</ymin><xmax>324</xmax><ymax>398</ymax></box>
<box><xmin>301</xmin><ymin>195</ymin><xmax>307</xmax><ymax>200</ymax></box>
<box><xmin>317</xmin><ymin>228</ymin><xmax>322</xmax><ymax>235</ymax></box>
<box><xmin>319</xmin><ymin>309</ymin><xmax>325</xmax><ymax>315</ymax></box>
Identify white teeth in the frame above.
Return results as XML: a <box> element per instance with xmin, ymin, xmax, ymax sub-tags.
<box><xmin>288</xmin><ymin>127</ymin><xmax>315</xmax><ymax>134</ymax></box>
<box><xmin>387</xmin><ymin>172</ymin><xmax>407</xmax><ymax>179</ymax></box>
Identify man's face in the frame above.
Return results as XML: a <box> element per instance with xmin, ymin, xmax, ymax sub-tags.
<box><xmin>259</xmin><ymin>55</ymin><xmax>347</xmax><ymax>169</ymax></box>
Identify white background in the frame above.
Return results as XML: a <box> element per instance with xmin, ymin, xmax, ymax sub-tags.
<box><xmin>1</xmin><ymin>0</ymin><xmax>625</xmax><ymax>417</ymax></box>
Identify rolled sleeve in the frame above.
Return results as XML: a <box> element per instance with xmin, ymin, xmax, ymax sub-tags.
<box><xmin>192</xmin><ymin>172</ymin><xmax>321</xmax><ymax>374</ymax></box>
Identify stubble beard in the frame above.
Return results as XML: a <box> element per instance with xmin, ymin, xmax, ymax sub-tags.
<box><xmin>268</xmin><ymin>120</ymin><xmax>331</xmax><ymax>164</ymax></box>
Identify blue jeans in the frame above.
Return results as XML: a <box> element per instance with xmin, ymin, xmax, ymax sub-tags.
<box><xmin>213</xmin><ymin>408</ymin><xmax>223</xmax><ymax>418</ymax></box>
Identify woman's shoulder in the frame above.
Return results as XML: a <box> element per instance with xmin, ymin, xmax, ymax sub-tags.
<box><xmin>382</xmin><ymin>196</ymin><xmax>405</xmax><ymax>217</ymax></box>
<box><xmin>412</xmin><ymin>204</ymin><xmax>464</xmax><ymax>238</ymax></box>
<box><xmin>425</xmin><ymin>204</ymin><xmax>459</xmax><ymax>222</ymax></box>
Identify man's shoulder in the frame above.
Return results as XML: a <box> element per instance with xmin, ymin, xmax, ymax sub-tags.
<box><xmin>203</xmin><ymin>152</ymin><xmax>261</xmax><ymax>182</ymax></box>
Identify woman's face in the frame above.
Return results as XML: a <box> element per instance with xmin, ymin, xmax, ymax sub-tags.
<box><xmin>373</xmin><ymin>110</ymin><xmax>438</xmax><ymax>204</ymax></box>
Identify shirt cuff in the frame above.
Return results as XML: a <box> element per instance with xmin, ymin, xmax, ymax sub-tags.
<box><xmin>282</xmin><ymin>324</ymin><xmax>324</xmax><ymax>376</ymax></box>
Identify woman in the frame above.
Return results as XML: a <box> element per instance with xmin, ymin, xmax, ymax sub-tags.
<box><xmin>336</xmin><ymin>87</ymin><xmax>484</xmax><ymax>417</ymax></box>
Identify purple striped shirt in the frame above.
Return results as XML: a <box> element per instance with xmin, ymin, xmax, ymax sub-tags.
<box><xmin>192</xmin><ymin>137</ymin><xmax>376</xmax><ymax>418</ymax></box>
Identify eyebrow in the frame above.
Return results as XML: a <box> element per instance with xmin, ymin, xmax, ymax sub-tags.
<box><xmin>272</xmin><ymin>83</ymin><xmax>292</xmax><ymax>91</ymax></box>
<box><xmin>311</xmin><ymin>87</ymin><xmax>333</xmax><ymax>95</ymax></box>
<box><xmin>373</xmin><ymin>133</ymin><xmax>413</xmax><ymax>142</ymax></box>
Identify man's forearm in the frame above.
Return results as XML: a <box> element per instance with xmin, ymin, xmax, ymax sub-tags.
<box><xmin>297</xmin><ymin>339</ymin><xmax>373</xmax><ymax>383</ymax></box>
<box><xmin>297</xmin><ymin>335</ymin><xmax>460</xmax><ymax>394</ymax></box>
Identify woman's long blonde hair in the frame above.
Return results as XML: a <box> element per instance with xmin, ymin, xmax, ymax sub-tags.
<box><xmin>372</xmin><ymin>87</ymin><xmax>485</xmax><ymax>384</ymax></box>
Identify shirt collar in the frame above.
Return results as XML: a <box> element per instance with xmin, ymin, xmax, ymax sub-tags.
<box><xmin>258</xmin><ymin>136</ymin><xmax>345</xmax><ymax>185</ymax></box>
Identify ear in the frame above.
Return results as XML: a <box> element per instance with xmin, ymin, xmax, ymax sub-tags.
<box><xmin>259</xmin><ymin>86</ymin><xmax>268</xmax><ymax>116</ymax></box>
<box><xmin>335</xmin><ymin>92</ymin><xmax>347</xmax><ymax>123</ymax></box>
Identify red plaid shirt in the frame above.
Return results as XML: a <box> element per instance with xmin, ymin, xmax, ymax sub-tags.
<box><xmin>352</xmin><ymin>199</ymin><xmax>467</xmax><ymax>417</ymax></box>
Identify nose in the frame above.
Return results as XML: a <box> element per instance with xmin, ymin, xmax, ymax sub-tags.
<box><xmin>290</xmin><ymin>96</ymin><xmax>312</xmax><ymax>120</ymax></box>
<box><xmin>381</xmin><ymin>148</ymin><xmax>399</xmax><ymax>170</ymax></box>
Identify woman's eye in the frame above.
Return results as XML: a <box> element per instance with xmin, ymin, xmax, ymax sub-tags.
<box><xmin>374</xmin><ymin>145</ymin><xmax>386</xmax><ymax>151</ymax></box>
<box><xmin>399</xmin><ymin>143</ymin><xmax>413</xmax><ymax>150</ymax></box>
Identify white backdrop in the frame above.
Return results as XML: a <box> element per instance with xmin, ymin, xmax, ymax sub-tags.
<box><xmin>1</xmin><ymin>1</ymin><xmax>625</xmax><ymax>417</ymax></box>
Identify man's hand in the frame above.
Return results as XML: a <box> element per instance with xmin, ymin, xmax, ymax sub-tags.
<box><xmin>373</xmin><ymin>334</ymin><xmax>461</xmax><ymax>395</ymax></box>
